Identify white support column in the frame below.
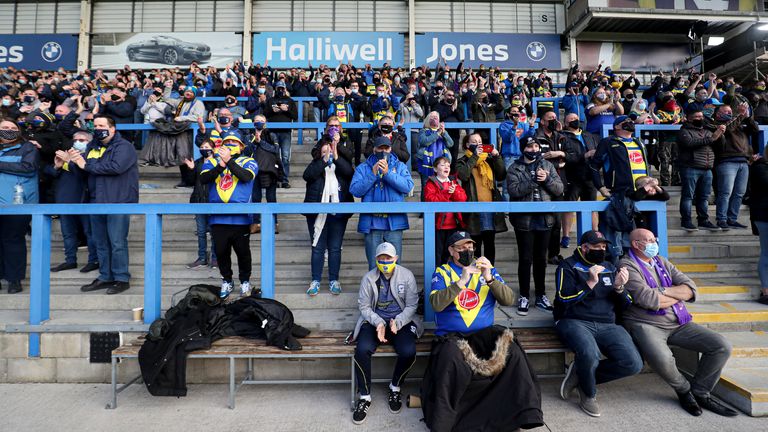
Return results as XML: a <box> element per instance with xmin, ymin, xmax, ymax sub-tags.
<box><xmin>243</xmin><ymin>0</ymin><xmax>253</xmax><ymax>64</ymax></box>
<box><xmin>408</xmin><ymin>0</ymin><xmax>415</xmax><ymax>68</ymax></box>
<box><xmin>77</xmin><ymin>0</ymin><xmax>92</xmax><ymax>72</ymax></box>
<box><xmin>569</xmin><ymin>36</ymin><xmax>577</xmax><ymax>66</ymax></box>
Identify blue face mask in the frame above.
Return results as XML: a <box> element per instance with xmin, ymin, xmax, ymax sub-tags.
<box><xmin>255</xmin><ymin>121</ymin><xmax>265</xmax><ymax>130</ymax></box>
<box><xmin>72</xmin><ymin>140</ymin><xmax>88</xmax><ymax>153</ymax></box>
<box><xmin>702</xmin><ymin>108</ymin><xmax>714</xmax><ymax>118</ymax></box>
<box><xmin>643</xmin><ymin>242</ymin><xmax>659</xmax><ymax>259</ymax></box>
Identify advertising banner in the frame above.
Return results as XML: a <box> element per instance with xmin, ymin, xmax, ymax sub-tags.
<box><xmin>0</xmin><ymin>34</ymin><xmax>78</xmax><ymax>70</ymax></box>
<box><xmin>415</xmin><ymin>33</ymin><xmax>561</xmax><ymax>69</ymax></box>
<box><xmin>91</xmin><ymin>32</ymin><xmax>242</xmax><ymax>69</ymax></box>
<box><xmin>253</xmin><ymin>32</ymin><xmax>405</xmax><ymax>68</ymax></box>
<box><xmin>576</xmin><ymin>42</ymin><xmax>693</xmax><ymax>71</ymax></box>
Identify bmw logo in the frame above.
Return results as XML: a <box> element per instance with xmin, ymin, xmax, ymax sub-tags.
<box><xmin>526</xmin><ymin>42</ymin><xmax>546</xmax><ymax>62</ymax></box>
<box><xmin>41</xmin><ymin>42</ymin><xmax>63</xmax><ymax>63</ymax></box>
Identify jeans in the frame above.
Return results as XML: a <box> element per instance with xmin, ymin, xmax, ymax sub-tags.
<box><xmin>252</xmin><ymin>182</ymin><xmax>278</xmax><ymax>225</ymax></box>
<box><xmin>715</xmin><ymin>161</ymin><xmax>749</xmax><ymax>223</ymax></box>
<box><xmin>625</xmin><ymin>321</ymin><xmax>731</xmax><ymax>397</ymax></box>
<box><xmin>354</xmin><ymin>322</ymin><xmax>417</xmax><ymax>396</ymax></box>
<box><xmin>364</xmin><ymin>229</ymin><xmax>403</xmax><ymax>270</ymax></box>
<box><xmin>0</xmin><ymin>215</ymin><xmax>31</xmax><ymax>282</ymax></box>
<box><xmin>272</xmin><ymin>131</ymin><xmax>292</xmax><ymax>180</ymax></box>
<box><xmin>679</xmin><ymin>167</ymin><xmax>713</xmax><ymax>224</ymax></box>
<box><xmin>194</xmin><ymin>214</ymin><xmax>216</xmax><ymax>262</ymax></box>
<box><xmin>312</xmin><ymin>106</ymin><xmax>321</xmax><ymax>123</ymax></box>
<box><xmin>756</xmin><ymin>221</ymin><xmax>768</xmax><ymax>289</ymax></box>
<box><xmin>514</xmin><ymin>228</ymin><xmax>551</xmax><ymax>298</ymax></box>
<box><xmin>307</xmin><ymin>215</ymin><xmax>348</xmax><ymax>282</ymax></box>
<box><xmin>555</xmin><ymin>319</ymin><xmax>643</xmax><ymax>398</ymax></box>
<box><xmin>500</xmin><ymin>155</ymin><xmax>515</xmax><ymax>202</ymax></box>
<box><xmin>60</xmin><ymin>215</ymin><xmax>98</xmax><ymax>265</ymax></box>
<box><xmin>90</xmin><ymin>214</ymin><xmax>131</xmax><ymax>282</ymax></box>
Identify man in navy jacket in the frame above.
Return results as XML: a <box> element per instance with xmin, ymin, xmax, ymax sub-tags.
<box><xmin>70</xmin><ymin>115</ymin><xmax>138</xmax><ymax>295</ymax></box>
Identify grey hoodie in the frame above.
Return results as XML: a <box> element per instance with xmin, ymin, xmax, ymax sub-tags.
<box><xmin>352</xmin><ymin>265</ymin><xmax>424</xmax><ymax>340</ymax></box>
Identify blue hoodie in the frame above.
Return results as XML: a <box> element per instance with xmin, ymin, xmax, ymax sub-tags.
<box><xmin>349</xmin><ymin>152</ymin><xmax>414</xmax><ymax>233</ymax></box>
<box><xmin>0</xmin><ymin>141</ymin><xmax>39</xmax><ymax>204</ymax></box>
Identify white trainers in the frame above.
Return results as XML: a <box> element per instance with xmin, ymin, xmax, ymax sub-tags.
<box><xmin>219</xmin><ymin>280</ymin><xmax>234</xmax><ymax>299</ymax></box>
<box><xmin>240</xmin><ymin>280</ymin><xmax>252</xmax><ymax>297</ymax></box>
<box><xmin>517</xmin><ymin>297</ymin><xmax>530</xmax><ymax>316</ymax></box>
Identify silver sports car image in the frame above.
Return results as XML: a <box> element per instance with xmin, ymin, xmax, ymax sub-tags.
<box><xmin>125</xmin><ymin>35</ymin><xmax>211</xmax><ymax>65</ymax></box>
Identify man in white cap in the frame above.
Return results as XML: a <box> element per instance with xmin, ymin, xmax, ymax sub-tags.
<box><xmin>349</xmin><ymin>242</ymin><xmax>422</xmax><ymax>425</ymax></box>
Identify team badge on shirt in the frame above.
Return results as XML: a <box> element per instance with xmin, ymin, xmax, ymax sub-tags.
<box><xmin>457</xmin><ymin>289</ymin><xmax>480</xmax><ymax>310</ymax></box>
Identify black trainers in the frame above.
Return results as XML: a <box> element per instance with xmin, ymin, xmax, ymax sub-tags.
<box><xmin>106</xmin><ymin>281</ymin><xmax>130</xmax><ymax>295</ymax></box>
<box><xmin>51</xmin><ymin>262</ymin><xmax>77</xmax><ymax>272</ymax></box>
<box><xmin>388</xmin><ymin>388</ymin><xmax>403</xmax><ymax>414</ymax></box>
<box><xmin>694</xmin><ymin>394</ymin><xmax>738</xmax><ymax>417</ymax></box>
<box><xmin>681</xmin><ymin>221</ymin><xmax>698</xmax><ymax>232</ymax></box>
<box><xmin>758</xmin><ymin>294</ymin><xmax>768</xmax><ymax>305</ymax></box>
<box><xmin>677</xmin><ymin>391</ymin><xmax>702</xmax><ymax>416</ymax></box>
<box><xmin>727</xmin><ymin>221</ymin><xmax>748</xmax><ymax>229</ymax></box>
<box><xmin>698</xmin><ymin>220</ymin><xmax>720</xmax><ymax>231</ymax></box>
<box><xmin>535</xmin><ymin>295</ymin><xmax>554</xmax><ymax>312</ymax></box>
<box><xmin>352</xmin><ymin>398</ymin><xmax>371</xmax><ymax>425</ymax></box>
<box><xmin>716</xmin><ymin>221</ymin><xmax>730</xmax><ymax>231</ymax></box>
<box><xmin>8</xmin><ymin>281</ymin><xmax>22</xmax><ymax>294</ymax></box>
<box><xmin>80</xmin><ymin>279</ymin><xmax>113</xmax><ymax>292</ymax></box>
<box><xmin>517</xmin><ymin>297</ymin><xmax>529</xmax><ymax>316</ymax></box>
<box><xmin>281</xmin><ymin>181</ymin><xmax>291</xmax><ymax>189</ymax></box>
<box><xmin>79</xmin><ymin>262</ymin><xmax>99</xmax><ymax>273</ymax></box>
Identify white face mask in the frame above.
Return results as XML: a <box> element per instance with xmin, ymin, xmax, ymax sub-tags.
<box><xmin>72</xmin><ymin>140</ymin><xmax>89</xmax><ymax>153</ymax></box>
<box><xmin>378</xmin><ymin>92</ymin><xmax>386</xmax><ymax>98</ymax></box>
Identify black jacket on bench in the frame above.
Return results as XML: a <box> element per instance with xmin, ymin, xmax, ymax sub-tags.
<box><xmin>138</xmin><ymin>285</ymin><xmax>310</xmax><ymax>397</ymax></box>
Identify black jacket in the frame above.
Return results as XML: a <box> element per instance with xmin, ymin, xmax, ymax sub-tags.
<box><xmin>181</xmin><ymin>157</ymin><xmax>209</xmax><ymax>204</ymax></box>
<box><xmin>749</xmin><ymin>159</ymin><xmax>768</xmax><ymax>223</ymax></box>
<box><xmin>506</xmin><ymin>157</ymin><xmax>564</xmax><ymax>231</ymax></box>
<box><xmin>138</xmin><ymin>285</ymin><xmax>230</xmax><ymax>397</ymax></box>
<box><xmin>265</xmin><ymin>95</ymin><xmax>298</xmax><ymax>132</ymax></box>
<box><xmin>677</xmin><ymin>122</ymin><xmax>716</xmax><ymax>169</ymax></box>
<box><xmin>363</xmin><ymin>127</ymin><xmax>410</xmax><ymax>163</ymax></box>
<box><xmin>302</xmin><ymin>153</ymin><xmax>354</xmax><ymax>213</ymax></box>
<box><xmin>245</xmin><ymin>129</ymin><xmax>283</xmax><ymax>186</ymax></box>
<box><xmin>420</xmin><ymin>325</ymin><xmax>544</xmax><ymax>432</ymax></box>
<box><xmin>561</xmin><ymin>129</ymin><xmax>599</xmax><ymax>184</ymax></box>
<box><xmin>590</xmin><ymin>135</ymin><xmax>649</xmax><ymax>194</ymax></box>
<box><xmin>222</xmin><ymin>297</ymin><xmax>310</xmax><ymax>350</ymax></box>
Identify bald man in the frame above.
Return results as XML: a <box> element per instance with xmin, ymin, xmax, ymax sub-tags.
<box><xmin>620</xmin><ymin>228</ymin><xmax>737</xmax><ymax>417</ymax></box>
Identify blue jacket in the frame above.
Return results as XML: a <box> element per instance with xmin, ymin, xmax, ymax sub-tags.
<box><xmin>498</xmin><ymin>120</ymin><xmax>534</xmax><ymax>158</ymax></box>
<box><xmin>83</xmin><ymin>132</ymin><xmax>139</xmax><ymax>203</ymax></box>
<box><xmin>562</xmin><ymin>94</ymin><xmax>589</xmax><ymax>124</ymax></box>
<box><xmin>0</xmin><ymin>142</ymin><xmax>39</xmax><ymax>204</ymax></box>
<box><xmin>349</xmin><ymin>152</ymin><xmax>414</xmax><ymax>234</ymax></box>
<box><xmin>43</xmin><ymin>161</ymin><xmax>88</xmax><ymax>204</ymax></box>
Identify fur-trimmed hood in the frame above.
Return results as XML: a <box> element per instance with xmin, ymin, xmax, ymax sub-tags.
<box><xmin>455</xmin><ymin>329</ymin><xmax>514</xmax><ymax>377</ymax></box>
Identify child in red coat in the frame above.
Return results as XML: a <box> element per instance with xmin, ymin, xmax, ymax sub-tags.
<box><xmin>424</xmin><ymin>156</ymin><xmax>468</xmax><ymax>266</ymax></box>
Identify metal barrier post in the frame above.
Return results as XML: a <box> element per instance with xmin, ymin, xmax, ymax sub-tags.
<box><xmin>423</xmin><ymin>210</ymin><xmax>436</xmax><ymax>323</ymax></box>
<box><xmin>260</xmin><ymin>208</ymin><xmax>276</xmax><ymax>299</ymax></box>
<box><xmin>144</xmin><ymin>213</ymin><xmax>163</xmax><ymax>323</ymax></box>
<box><xmin>191</xmin><ymin>123</ymin><xmax>200</xmax><ymax>159</ymax></box>
<box><xmin>28</xmin><ymin>213</ymin><xmax>51</xmax><ymax>357</ymax></box>
<box><xmin>576</xmin><ymin>210</ymin><xmax>593</xmax><ymax>241</ymax></box>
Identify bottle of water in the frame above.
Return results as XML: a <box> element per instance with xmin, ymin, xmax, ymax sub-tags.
<box><xmin>13</xmin><ymin>184</ymin><xmax>24</xmax><ymax>205</ymax></box>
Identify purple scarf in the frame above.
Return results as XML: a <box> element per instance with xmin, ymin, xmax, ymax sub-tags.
<box><xmin>629</xmin><ymin>249</ymin><xmax>692</xmax><ymax>326</ymax></box>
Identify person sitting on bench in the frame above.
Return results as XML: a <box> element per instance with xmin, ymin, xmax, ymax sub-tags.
<box><xmin>350</xmin><ymin>242</ymin><xmax>422</xmax><ymax>425</ymax></box>
<box><xmin>421</xmin><ymin>231</ymin><xmax>544</xmax><ymax>431</ymax></box>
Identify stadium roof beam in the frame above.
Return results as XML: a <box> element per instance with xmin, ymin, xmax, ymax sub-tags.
<box><xmin>568</xmin><ymin>8</ymin><xmax>768</xmax><ymax>38</ymax></box>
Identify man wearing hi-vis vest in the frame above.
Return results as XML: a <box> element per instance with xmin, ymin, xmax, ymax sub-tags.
<box><xmin>421</xmin><ymin>231</ymin><xmax>543</xmax><ymax>431</ymax></box>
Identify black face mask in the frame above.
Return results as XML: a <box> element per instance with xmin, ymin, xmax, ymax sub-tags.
<box><xmin>468</xmin><ymin>144</ymin><xmax>479</xmax><ymax>154</ymax></box>
<box><xmin>546</xmin><ymin>121</ymin><xmax>557</xmax><ymax>132</ymax></box>
<box><xmin>585</xmin><ymin>248</ymin><xmax>606</xmax><ymax>264</ymax></box>
<box><xmin>624</xmin><ymin>94</ymin><xmax>634</xmax><ymax>101</ymax></box>
<box><xmin>153</xmin><ymin>91</ymin><xmax>163</xmax><ymax>97</ymax></box>
<box><xmin>690</xmin><ymin>119</ymin><xmax>704</xmax><ymax>128</ymax></box>
<box><xmin>379</xmin><ymin>124</ymin><xmax>393</xmax><ymax>134</ymax></box>
<box><xmin>568</xmin><ymin>120</ymin><xmax>580</xmax><ymax>130</ymax></box>
<box><xmin>621</xmin><ymin>122</ymin><xmax>636</xmax><ymax>132</ymax></box>
<box><xmin>110</xmin><ymin>94</ymin><xmax>121</xmax><ymax>101</ymax></box>
<box><xmin>276</xmin><ymin>89</ymin><xmax>285</xmax><ymax>96</ymax></box>
<box><xmin>200</xmin><ymin>149</ymin><xmax>213</xmax><ymax>158</ymax></box>
<box><xmin>523</xmin><ymin>151</ymin><xmax>541</xmax><ymax>161</ymax></box>
<box><xmin>457</xmin><ymin>249</ymin><xmax>474</xmax><ymax>267</ymax></box>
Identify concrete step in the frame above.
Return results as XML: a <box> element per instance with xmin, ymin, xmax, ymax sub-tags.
<box><xmin>675</xmin><ymin>331</ymin><xmax>768</xmax><ymax>416</ymax></box>
<box><xmin>688</xmin><ymin>301</ymin><xmax>768</xmax><ymax>331</ymax></box>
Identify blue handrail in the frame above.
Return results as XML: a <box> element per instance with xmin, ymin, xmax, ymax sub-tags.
<box><xmin>1</xmin><ymin>200</ymin><xmax>668</xmax><ymax>357</ymax></box>
<box><xmin>117</xmin><ymin>121</ymin><xmax>502</xmax><ymax>160</ymax></box>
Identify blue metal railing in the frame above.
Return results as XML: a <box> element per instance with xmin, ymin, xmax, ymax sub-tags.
<box><xmin>1</xmin><ymin>200</ymin><xmax>668</xmax><ymax>357</ymax></box>
<box><xmin>117</xmin><ymin>121</ymin><xmax>502</xmax><ymax>160</ymax></box>
<box><xmin>599</xmin><ymin>123</ymin><xmax>768</xmax><ymax>153</ymax></box>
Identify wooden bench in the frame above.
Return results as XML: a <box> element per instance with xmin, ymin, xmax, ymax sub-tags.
<box><xmin>108</xmin><ymin>328</ymin><xmax>568</xmax><ymax>410</ymax></box>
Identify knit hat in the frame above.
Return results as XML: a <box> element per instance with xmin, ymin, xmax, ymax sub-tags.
<box><xmin>184</xmin><ymin>86</ymin><xmax>198</xmax><ymax>97</ymax></box>
<box><xmin>221</xmin><ymin>130</ymin><xmax>244</xmax><ymax>146</ymax></box>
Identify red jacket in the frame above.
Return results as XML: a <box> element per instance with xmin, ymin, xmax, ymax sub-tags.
<box><xmin>424</xmin><ymin>175</ymin><xmax>467</xmax><ymax>230</ymax></box>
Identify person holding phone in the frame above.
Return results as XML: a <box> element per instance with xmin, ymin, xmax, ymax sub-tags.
<box><xmin>553</xmin><ymin>230</ymin><xmax>642</xmax><ymax>418</ymax></box>
<box><xmin>456</xmin><ymin>133</ymin><xmax>507</xmax><ymax>265</ymax></box>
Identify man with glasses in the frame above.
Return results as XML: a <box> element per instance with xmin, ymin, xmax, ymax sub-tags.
<box><xmin>620</xmin><ymin>228</ymin><xmax>737</xmax><ymax>417</ymax></box>
<box><xmin>422</xmin><ymin>231</ymin><xmax>543</xmax><ymax>431</ymax></box>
